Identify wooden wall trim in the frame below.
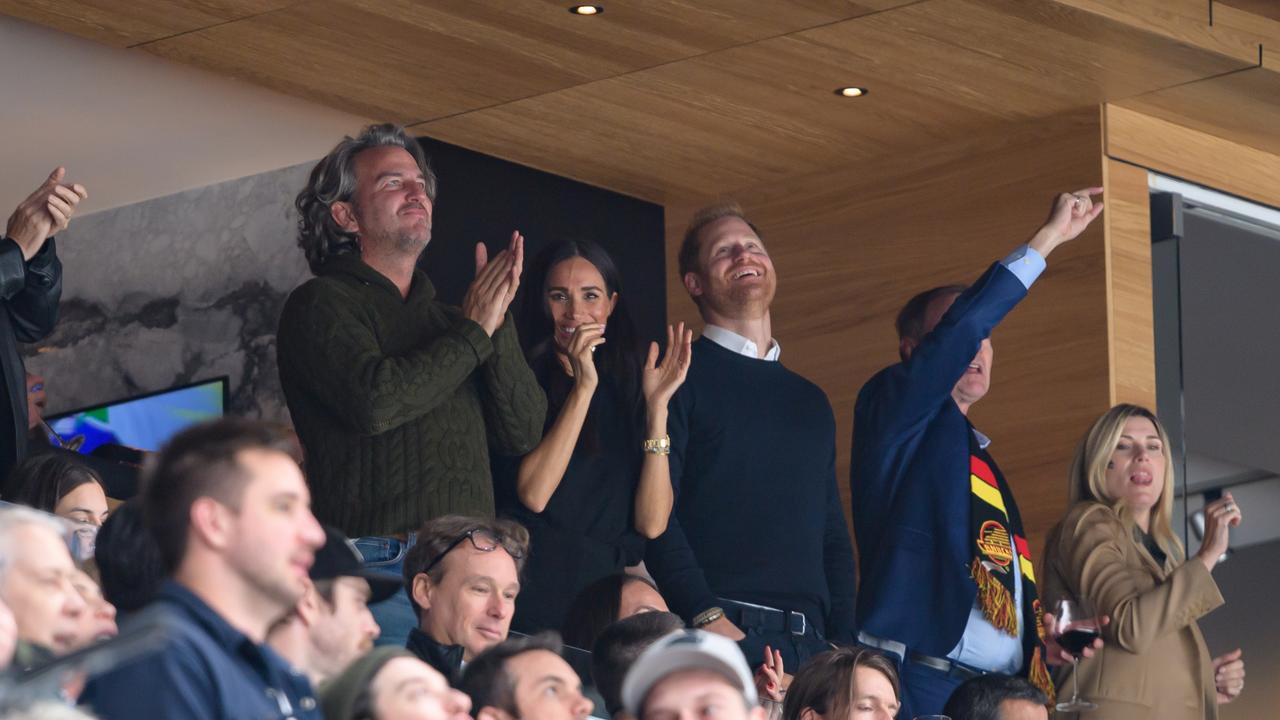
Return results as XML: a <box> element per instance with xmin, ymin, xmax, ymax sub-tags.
<box><xmin>1104</xmin><ymin>102</ymin><xmax>1280</xmax><ymax>207</ymax></box>
<box><xmin>1102</xmin><ymin>156</ymin><xmax>1157</xmax><ymax>409</ymax></box>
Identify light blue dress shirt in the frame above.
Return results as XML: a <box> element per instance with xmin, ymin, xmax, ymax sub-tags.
<box><xmin>945</xmin><ymin>244</ymin><xmax>1044</xmax><ymax>673</ymax></box>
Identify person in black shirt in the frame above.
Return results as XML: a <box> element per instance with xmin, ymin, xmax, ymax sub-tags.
<box><xmin>0</xmin><ymin>168</ymin><xmax>86</xmax><ymax>488</ymax></box>
<box><xmin>643</xmin><ymin>203</ymin><xmax>857</xmax><ymax>671</ymax></box>
<box><xmin>499</xmin><ymin>239</ymin><xmax>691</xmax><ymax>634</ymax></box>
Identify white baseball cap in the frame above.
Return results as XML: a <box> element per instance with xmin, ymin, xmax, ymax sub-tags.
<box><xmin>621</xmin><ymin>629</ymin><xmax>757</xmax><ymax>717</ymax></box>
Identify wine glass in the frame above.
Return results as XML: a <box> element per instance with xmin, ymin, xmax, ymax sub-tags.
<box><xmin>1054</xmin><ymin>597</ymin><xmax>1100</xmax><ymax>713</ymax></box>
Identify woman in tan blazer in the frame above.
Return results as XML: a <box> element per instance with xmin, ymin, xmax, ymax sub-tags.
<box><xmin>1042</xmin><ymin>404</ymin><xmax>1245</xmax><ymax>719</ymax></box>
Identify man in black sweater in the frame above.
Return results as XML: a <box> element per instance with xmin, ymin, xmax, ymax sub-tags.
<box><xmin>644</xmin><ymin>203</ymin><xmax>857</xmax><ymax>671</ymax></box>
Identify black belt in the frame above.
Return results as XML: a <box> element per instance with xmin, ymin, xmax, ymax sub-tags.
<box><xmin>907</xmin><ymin>651</ymin><xmax>988</xmax><ymax>681</ymax></box>
<box><xmin>858</xmin><ymin>631</ymin><xmax>989</xmax><ymax>681</ymax></box>
<box><xmin>720</xmin><ymin>598</ymin><xmax>815</xmax><ymax>637</ymax></box>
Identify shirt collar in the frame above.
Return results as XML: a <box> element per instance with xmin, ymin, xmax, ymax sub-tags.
<box><xmin>701</xmin><ymin>325</ymin><xmax>781</xmax><ymax>361</ymax></box>
<box><xmin>971</xmin><ymin>427</ymin><xmax>992</xmax><ymax>449</ymax></box>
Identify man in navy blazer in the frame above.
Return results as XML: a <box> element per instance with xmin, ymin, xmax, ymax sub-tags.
<box><xmin>849</xmin><ymin>189</ymin><xmax>1105</xmax><ymax>717</ymax></box>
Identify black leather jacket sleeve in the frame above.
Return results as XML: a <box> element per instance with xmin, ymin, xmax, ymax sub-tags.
<box><xmin>0</xmin><ymin>237</ymin><xmax>62</xmax><ymax>343</ymax></box>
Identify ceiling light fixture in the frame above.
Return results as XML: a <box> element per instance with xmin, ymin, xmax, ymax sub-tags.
<box><xmin>569</xmin><ymin>4</ymin><xmax>603</xmax><ymax>14</ymax></box>
<box><xmin>835</xmin><ymin>86</ymin><xmax>868</xmax><ymax>98</ymax></box>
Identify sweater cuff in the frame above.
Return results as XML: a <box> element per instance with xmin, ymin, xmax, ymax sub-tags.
<box><xmin>452</xmin><ymin>317</ymin><xmax>495</xmax><ymax>365</ymax></box>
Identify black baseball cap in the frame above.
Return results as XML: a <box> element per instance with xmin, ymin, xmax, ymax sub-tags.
<box><xmin>310</xmin><ymin>526</ymin><xmax>402</xmax><ymax>604</ymax></box>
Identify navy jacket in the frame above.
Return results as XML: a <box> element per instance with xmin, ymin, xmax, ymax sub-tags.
<box><xmin>80</xmin><ymin>581</ymin><xmax>320</xmax><ymax>720</ymax></box>
<box><xmin>850</xmin><ymin>262</ymin><xmax>1028</xmax><ymax>658</ymax></box>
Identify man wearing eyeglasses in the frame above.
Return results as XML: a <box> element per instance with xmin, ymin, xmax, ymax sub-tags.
<box><xmin>399</xmin><ymin>515</ymin><xmax>531</xmax><ymax>682</ymax></box>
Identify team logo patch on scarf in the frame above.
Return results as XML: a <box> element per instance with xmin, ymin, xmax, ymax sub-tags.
<box><xmin>968</xmin><ymin>447</ymin><xmax>1054</xmax><ymax>703</ymax></box>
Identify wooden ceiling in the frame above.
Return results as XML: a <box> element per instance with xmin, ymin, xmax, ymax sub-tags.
<box><xmin>0</xmin><ymin>0</ymin><xmax>1269</xmax><ymax>202</ymax></box>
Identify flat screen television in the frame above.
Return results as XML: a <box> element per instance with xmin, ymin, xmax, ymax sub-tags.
<box><xmin>45</xmin><ymin>376</ymin><xmax>229</xmax><ymax>455</ymax></box>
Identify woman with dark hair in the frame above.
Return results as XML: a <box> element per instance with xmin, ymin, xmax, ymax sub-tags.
<box><xmin>5</xmin><ymin>452</ymin><xmax>108</xmax><ymax>527</ymax></box>
<box><xmin>500</xmin><ymin>239</ymin><xmax>691</xmax><ymax>634</ymax></box>
<box><xmin>1041</xmin><ymin>404</ymin><xmax>1245</xmax><ymax>719</ymax></box>
<box><xmin>781</xmin><ymin>646</ymin><xmax>901</xmax><ymax>720</ymax></box>
<box><xmin>560</xmin><ymin>573</ymin><xmax>669</xmax><ymax>650</ymax></box>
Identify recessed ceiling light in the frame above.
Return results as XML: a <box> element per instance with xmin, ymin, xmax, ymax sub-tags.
<box><xmin>569</xmin><ymin>4</ymin><xmax>603</xmax><ymax>14</ymax></box>
<box><xmin>835</xmin><ymin>86</ymin><xmax>868</xmax><ymax>98</ymax></box>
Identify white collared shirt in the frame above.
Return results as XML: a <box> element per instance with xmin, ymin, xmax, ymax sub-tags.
<box><xmin>701</xmin><ymin>324</ymin><xmax>781</xmax><ymax>361</ymax></box>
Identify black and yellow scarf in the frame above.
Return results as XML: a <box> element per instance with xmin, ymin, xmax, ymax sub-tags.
<box><xmin>968</xmin><ymin>437</ymin><xmax>1054</xmax><ymax>702</ymax></box>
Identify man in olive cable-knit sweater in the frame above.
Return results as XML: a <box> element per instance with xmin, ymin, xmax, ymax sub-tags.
<box><xmin>277</xmin><ymin>124</ymin><xmax>545</xmax><ymax>645</ymax></box>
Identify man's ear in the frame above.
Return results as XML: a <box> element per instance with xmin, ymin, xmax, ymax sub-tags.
<box><xmin>188</xmin><ymin>497</ymin><xmax>234</xmax><ymax>553</ymax></box>
<box><xmin>412</xmin><ymin>573</ymin><xmax>434</xmax><ymax>614</ymax></box>
<box><xmin>477</xmin><ymin>706</ymin><xmax>516</xmax><ymax>720</ymax></box>
<box><xmin>898</xmin><ymin>336</ymin><xmax>917</xmax><ymax>363</ymax></box>
<box><xmin>294</xmin><ymin>585</ymin><xmax>321</xmax><ymax>627</ymax></box>
<box><xmin>330</xmin><ymin>201</ymin><xmax>359</xmax><ymax>234</ymax></box>
<box><xmin>682</xmin><ymin>271</ymin><xmax>703</xmax><ymax>299</ymax></box>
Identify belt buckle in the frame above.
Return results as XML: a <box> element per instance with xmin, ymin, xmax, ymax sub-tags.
<box><xmin>788</xmin><ymin>611</ymin><xmax>807</xmax><ymax>636</ymax></box>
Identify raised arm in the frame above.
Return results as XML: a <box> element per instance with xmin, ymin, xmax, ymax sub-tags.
<box><xmin>514</xmin><ymin>323</ymin><xmax>603</xmax><ymax>512</ymax></box>
<box><xmin>1060</xmin><ymin>505</ymin><xmax>1223</xmax><ymax>655</ymax></box>
<box><xmin>862</xmin><ymin>188</ymin><xmax>1105</xmax><ymax>442</ymax></box>
<box><xmin>477</xmin><ymin>231</ymin><xmax>547</xmax><ymax>454</ymax></box>
<box><xmin>633</xmin><ymin>322</ymin><xmax>692</xmax><ymax>539</ymax></box>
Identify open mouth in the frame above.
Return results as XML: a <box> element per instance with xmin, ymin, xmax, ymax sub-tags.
<box><xmin>966</xmin><ymin>362</ymin><xmax>983</xmax><ymax>374</ymax></box>
<box><xmin>730</xmin><ymin>267</ymin><xmax>762</xmax><ymax>280</ymax></box>
<box><xmin>1130</xmin><ymin>471</ymin><xmax>1154</xmax><ymax>487</ymax></box>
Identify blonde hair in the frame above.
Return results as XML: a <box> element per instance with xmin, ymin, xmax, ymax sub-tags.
<box><xmin>1068</xmin><ymin>404</ymin><xmax>1183</xmax><ymax>560</ymax></box>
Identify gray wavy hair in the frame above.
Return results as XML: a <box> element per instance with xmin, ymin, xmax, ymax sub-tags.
<box><xmin>295</xmin><ymin>123</ymin><xmax>437</xmax><ymax>274</ymax></box>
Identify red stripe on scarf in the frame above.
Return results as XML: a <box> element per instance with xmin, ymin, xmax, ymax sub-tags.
<box><xmin>971</xmin><ymin>455</ymin><xmax>998</xmax><ymax>488</ymax></box>
<box><xmin>1014</xmin><ymin>535</ymin><xmax>1030</xmax><ymax>559</ymax></box>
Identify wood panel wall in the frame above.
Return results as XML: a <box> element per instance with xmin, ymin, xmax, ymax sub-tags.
<box><xmin>663</xmin><ymin>108</ymin><xmax>1112</xmax><ymax>564</ymax></box>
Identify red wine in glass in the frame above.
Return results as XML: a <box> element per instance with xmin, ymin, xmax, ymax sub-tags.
<box><xmin>1057</xmin><ymin>626</ymin><xmax>1101</xmax><ymax>656</ymax></box>
<box><xmin>1054</xmin><ymin>598</ymin><xmax>1099</xmax><ymax>713</ymax></box>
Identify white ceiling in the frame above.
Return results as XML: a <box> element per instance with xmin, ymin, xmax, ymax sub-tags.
<box><xmin>0</xmin><ymin>14</ymin><xmax>371</xmax><ymax>218</ymax></box>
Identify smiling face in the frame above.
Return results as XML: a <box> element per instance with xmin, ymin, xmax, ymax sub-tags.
<box><xmin>417</xmin><ymin>544</ymin><xmax>520</xmax><ymax>660</ymax></box>
<box><xmin>216</xmin><ymin>449</ymin><xmax>326</xmax><ymax>614</ymax></box>
<box><xmin>337</xmin><ymin>145</ymin><xmax>433</xmax><ymax>258</ymax></box>
<box><xmin>1102</xmin><ymin>416</ymin><xmax>1167</xmax><ymax>530</ymax></box>
<box><xmin>683</xmin><ymin>216</ymin><xmax>776</xmax><ymax>321</ymax></box>
<box><xmin>545</xmin><ymin>256</ymin><xmax>617</xmax><ymax>353</ymax></box>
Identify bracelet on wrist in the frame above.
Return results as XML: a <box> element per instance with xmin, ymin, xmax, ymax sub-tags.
<box><xmin>643</xmin><ymin>435</ymin><xmax>671</xmax><ymax>455</ymax></box>
<box><xmin>692</xmin><ymin>607</ymin><xmax>724</xmax><ymax>627</ymax></box>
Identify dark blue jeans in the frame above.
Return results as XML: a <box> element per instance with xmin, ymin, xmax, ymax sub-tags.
<box><xmin>354</xmin><ymin>535</ymin><xmax>418</xmax><ymax>648</ymax></box>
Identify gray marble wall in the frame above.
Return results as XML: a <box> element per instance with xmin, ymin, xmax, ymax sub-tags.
<box><xmin>23</xmin><ymin>161</ymin><xmax>315</xmax><ymax>424</ymax></box>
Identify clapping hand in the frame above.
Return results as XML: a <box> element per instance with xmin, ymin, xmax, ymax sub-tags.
<box><xmin>1028</xmin><ymin>187</ymin><xmax>1104</xmax><ymax>258</ymax></box>
<box><xmin>642</xmin><ymin>322</ymin><xmax>693</xmax><ymax>412</ymax></box>
<box><xmin>462</xmin><ymin>231</ymin><xmax>524</xmax><ymax>336</ymax></box>
<box><xmin>6</xmin><ymin>167</ymin><xmax>88</xmax><ymax>260</ymax></box>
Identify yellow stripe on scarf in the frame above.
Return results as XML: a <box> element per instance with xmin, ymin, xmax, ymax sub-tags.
<box><xmin>971</xmin><ymin>474</ymin><xmax>1007</xmax><ymax>515</ymax></box>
